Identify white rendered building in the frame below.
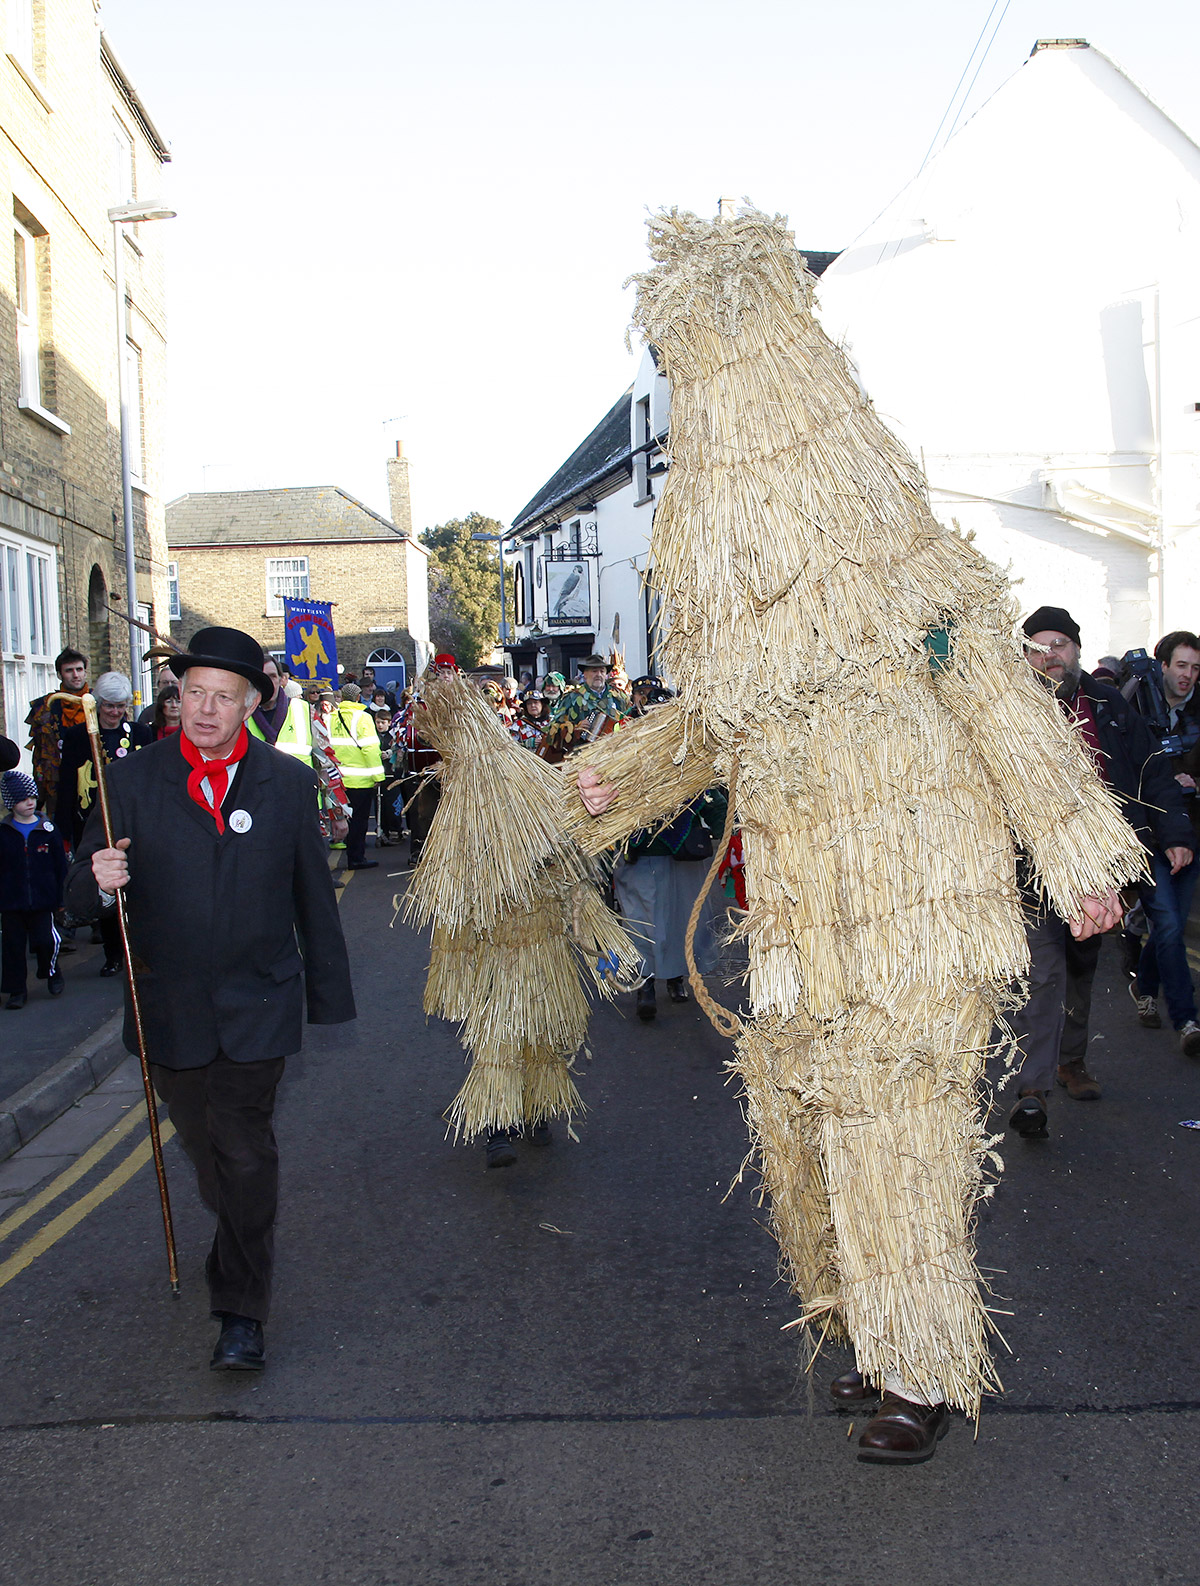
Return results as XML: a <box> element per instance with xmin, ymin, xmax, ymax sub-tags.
<box><xmin>815</xmin><ymin>38</ymin><xmax>1200</xmax><ymax>663</ymax></box>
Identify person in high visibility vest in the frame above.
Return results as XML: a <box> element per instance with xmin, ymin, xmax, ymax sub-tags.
<box><xmin>246</xmin><ymin>658</ymin><xmax>314</xmax><ymax>763</ymax></box>
<box><xmin>327</xmin><ymin>684</ymin><xmax>384</xmax><ymax>868</ymax></box>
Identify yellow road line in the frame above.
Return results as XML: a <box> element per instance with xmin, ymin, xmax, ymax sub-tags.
<box><xmin>0</xmin><ymin>1104</ymin><xmax>147</xmax><ymax>1247</ymax></box>
<box><xmin>0</xmin><ymin>1121</ymin><xmax>175</xmax><ymax>1293</ymax></box>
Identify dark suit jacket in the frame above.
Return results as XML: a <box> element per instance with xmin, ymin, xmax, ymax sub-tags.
<box><xmin>66</xmin><ymin>734</ymin><xmax>355</xmax><ymax>1068</ymax></box>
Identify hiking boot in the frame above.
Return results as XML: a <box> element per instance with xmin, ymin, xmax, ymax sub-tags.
<box><xmin>1179</xmin><ymin>1021</ymin><xmax>1200</xmax><ymax>1059</ymax></box>
<box><xmin>1128</xmin><ymin>984</ymin><xmax>1161</xmax><ymax>1028</ymax></box>
<box><xmin>1056</xmin><ymin>1060</ymin><xmax>1101</xmax><ymax>1100</ymax></box>
<box><xmin>485</xmin><ymin>1129</ymin><xmax>518</xmax><ymax>1169</ymax></box>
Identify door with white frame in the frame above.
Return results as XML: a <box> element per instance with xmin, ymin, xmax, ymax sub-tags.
<box><xmin>0</xmin><ymin>531</ymin><xmax>61</xmax><ymax>769</ymax></box>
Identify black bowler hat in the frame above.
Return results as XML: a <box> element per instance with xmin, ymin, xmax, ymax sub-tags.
<box><xmin>169</xmin><ymin>627</ymin><xmax>272</xmax><ymax>699</ymax></box>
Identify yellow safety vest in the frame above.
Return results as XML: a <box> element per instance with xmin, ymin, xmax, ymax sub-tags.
<box><xmin>247</xmin><ymin>697</ymin><xmax>314</xmax><ymax>761</ymax></box>
<box><xmin>327</xmin><ymin>703</ymin><xmax>384</xmax><ymax>788</ymax></box>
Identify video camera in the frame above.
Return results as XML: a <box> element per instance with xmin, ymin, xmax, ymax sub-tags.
<box><xmin>1119</xmin><ymin>649</ymin><xmax>1184</xmax><ymax>758</ymax></box>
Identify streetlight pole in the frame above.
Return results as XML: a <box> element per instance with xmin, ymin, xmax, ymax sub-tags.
<box><xmin>108</xmin><ymin>200</ymin><xmax>175</xmax><ymax>710</ymax></box>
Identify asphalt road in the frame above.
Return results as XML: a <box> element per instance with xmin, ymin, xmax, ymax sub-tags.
<box><xmin>1</xmin><ymin>857</ymin><xmax>1198</xmax><ymax>1586</ymax></box>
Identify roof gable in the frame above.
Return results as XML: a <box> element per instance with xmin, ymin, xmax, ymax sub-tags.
<box><xmin>511</xmin><ymin>388</ymin><xmax>633</xmax><ymax>532</ymax></box>
<box><xmin>167</xmin><ymin>485</ymin><xmax>409</xmax><ymax>547</ymax></box>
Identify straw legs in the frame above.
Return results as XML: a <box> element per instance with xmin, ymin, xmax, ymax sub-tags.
<box><xmin>733</xmin><ymin>988</ymin><xmax>1000</xmax><ymax>1419</ymax></box>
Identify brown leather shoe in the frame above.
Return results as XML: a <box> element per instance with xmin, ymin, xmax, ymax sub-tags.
<box><xmin>857</xmin><ymin>1393</ymin><xmax>950</xmax><ymax>1464</ymax></box>
<box><xmin>1056</xmin><ymin>1060</ymin><xmax>1101</xmax><ymax>1100</ymax></box>
<box><xmin>830</xmin><ymin>1368</ymin><xmax>880</xmax><ymax>1403</ymax></box>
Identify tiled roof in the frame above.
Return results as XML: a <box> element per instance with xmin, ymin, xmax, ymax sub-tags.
<box><xmin>166</xmin><ymin>486</ymin><xmax>407</xmax><ymax>547</ymax></box>
<box><xmin>801</xmin><ymin>249</ymin><xmax>840</xmax><ymax>277</ymax></box>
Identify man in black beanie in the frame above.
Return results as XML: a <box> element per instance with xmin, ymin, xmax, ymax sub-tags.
<box><xmin>1007</xmin><ymin>607</ymin><xmax>1195</xmax><ymax>1138</ymax></box>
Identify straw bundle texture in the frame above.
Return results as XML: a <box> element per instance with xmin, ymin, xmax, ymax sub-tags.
<box><xmin>564</xmin><ymin>704</ymin><xmax>718</xmax><ymax>856</ymax></box>
<box><xmin>603</xmin><ymin>204</ymin><xmax>1147</xmax><ymax>1412</ymax></box>
<box><xmin>409</xmin><ymin>669</ymin><xmax>642</xmax><ymax>1140</ymax></box>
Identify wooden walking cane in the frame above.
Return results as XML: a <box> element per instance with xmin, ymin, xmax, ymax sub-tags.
<box><xmin>51</xmin><ymin>689</ymin><xmax>180</xmax><ymax>1294</ymax></box>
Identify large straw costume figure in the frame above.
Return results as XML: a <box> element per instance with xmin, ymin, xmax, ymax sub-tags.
<box><xmin>559</xmin><ymin>207</ymin><xmax>1143</xmax><ymax>1413</ymax></box>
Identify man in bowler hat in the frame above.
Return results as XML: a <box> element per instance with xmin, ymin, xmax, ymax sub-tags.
<box><xmin>67</xmin><ymin>627</ymin><xmax>355</xmax><ymax>1370</ymax></box>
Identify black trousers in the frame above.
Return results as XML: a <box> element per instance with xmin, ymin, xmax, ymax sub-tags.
<box><xmin>1</xmin><ymin>908</ymin><xmax>58</xmax><ymax>993</ymax></box>
<box><xmin>408</xmin><ymin>778</ymin><xmax>441</xmax><ymax>857</ymax></box>
<box><xmin>100</xmin><ymin>912</ymin><xmax>122</xmax><ymax>969</ymax></box>
<box><xmin>152</xmin><ymin>1054</ymin><xmax>285</xmax><ymax>1322</ymax></box>
<box><xmin>345</xmin><ymin>785</ymin><xmax>375</xmax><ymax>864</ymax></box>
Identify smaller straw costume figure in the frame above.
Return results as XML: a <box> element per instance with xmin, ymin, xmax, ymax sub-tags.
<box><xmin>405</xmin><ymin>666</ymin><xmax>642</xmax><ymax>1141</ymax></box>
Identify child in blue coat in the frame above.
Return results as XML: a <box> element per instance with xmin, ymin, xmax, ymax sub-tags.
<box><xmin>0</xmin><ymin>770</ymin><xmax>67</xmax><ymax>1009</ymax></box>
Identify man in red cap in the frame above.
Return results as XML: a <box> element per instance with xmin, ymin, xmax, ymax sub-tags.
<box><xmin>67</xmin><ymin>627</ymin><xmax>355</xmax><ymax>1371</ymax></box>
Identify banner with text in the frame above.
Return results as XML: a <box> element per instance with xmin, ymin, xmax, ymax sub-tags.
<box><xmin>284</xmin><ymin>598</ymin><xmax>338</xmax><ymax>682</ymax></box>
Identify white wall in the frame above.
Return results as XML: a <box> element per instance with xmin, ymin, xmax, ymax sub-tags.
<box><xmin>816</xmin><ymin>41</ymin><xmax>1200</xmax><ymax>660</ymax></box>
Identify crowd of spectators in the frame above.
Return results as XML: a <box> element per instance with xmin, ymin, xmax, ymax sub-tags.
<box><xmin>3</xmin><ymin>617</ymin><xmax>1198</xmax><ymax>1175</ymax></box>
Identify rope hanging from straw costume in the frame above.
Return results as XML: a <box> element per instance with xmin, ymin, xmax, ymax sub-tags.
<box><xmin>684</xmin><ymin>759</ymin><xmax>743</xmax><ymax>1040</ymax></box>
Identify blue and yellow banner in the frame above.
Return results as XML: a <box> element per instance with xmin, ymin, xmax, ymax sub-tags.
<box><xmin>284</xmin><ymin>598</ymin><xmax>338</xmax><ymax>682</ymax></box>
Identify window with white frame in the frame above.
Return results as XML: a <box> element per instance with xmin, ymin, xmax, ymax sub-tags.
<box><xmin>125</xmin><ymin>337</ymin><xmax>144</xmax><ymax>482</ymax></box>
<box><xmin>112</xmin><ymin>118</ymin><xmax>135</xmax><ymax>205</ymax></box>
<box><xmin>167</xmin><ymin>560</ymin><xmax>180</xmax><ymax>619</ymax></box>
<box><xmin>13</xmin><ymin>219</ymin><xmax>40</xmax><ymax>407</ymax></box>
<box><xmin>0</xmin><ymin>533</ymin><xmax>59</xmax><ymax>767</ymax></box>
<box><xmin>10</xmin><ymin>0</ymin><xmax>34</xmax><ymax>70</ymax></box>
<box><xmin>265</xmin><ymin>556</ymin><xmax>309</xmax><ymax>616</ymax></box>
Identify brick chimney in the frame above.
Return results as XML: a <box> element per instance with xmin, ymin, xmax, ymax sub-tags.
<box><xmin>386</xmin><ymin>439</ymin><xmax>412</xmax><ymax>536</ymax></box>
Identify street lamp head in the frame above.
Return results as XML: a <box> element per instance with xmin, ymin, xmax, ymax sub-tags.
<box><xmin>108</xmin><ymin>200</ymin><xmax>177</xmax><ymax>224</ymax></box>
<box><xmin>470</xmin><ymin>533</ymin><xmax>499</xmax><ymax>542</ymax></box>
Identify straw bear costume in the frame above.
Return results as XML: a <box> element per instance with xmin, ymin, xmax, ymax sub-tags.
<box><xmin>420</xmin><ymin>209</ymin><xmax>1144</xmax><ymax>1412</ymax></box>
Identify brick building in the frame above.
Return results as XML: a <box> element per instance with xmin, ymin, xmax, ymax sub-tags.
<box><xmin>0</xmin><ymin>7</ymin><xmax>172</xmax><ymax>750</ymax></box>
<box><xmin>166</xmin><ymin>444</ymin><xmax>431</xmax><ymax>681</ymax></box>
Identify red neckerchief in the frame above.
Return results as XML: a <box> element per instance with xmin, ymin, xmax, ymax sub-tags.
<box><xmin>178</xmin><ymin>726</ymin><xmax>249</xmax><ymax>833</ymax></box>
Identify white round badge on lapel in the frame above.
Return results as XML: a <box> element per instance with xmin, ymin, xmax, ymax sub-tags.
<box><xmin>229</xmin><ymin>809</ymin><xmax>253</xmax><ymax>834</ymax></box>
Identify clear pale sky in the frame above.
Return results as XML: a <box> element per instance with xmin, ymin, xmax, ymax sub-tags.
<box><xmin>97</xmin><ymin>0</ymin><xmax>1200</xmax><ymax>533</ymax></box>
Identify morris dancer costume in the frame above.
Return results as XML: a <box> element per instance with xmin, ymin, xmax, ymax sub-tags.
<box><xmin>416</xmin><ymin>209</ymin><xmax>1143</xmax><ymax>1421</ymax></box>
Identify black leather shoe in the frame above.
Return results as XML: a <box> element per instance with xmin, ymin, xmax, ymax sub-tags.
<box><xmin>47</xmin><ymin>972</ymin><xmax>64</xmax><ymax>996</ymax></box>
<box><xmin>830</xmin><ymin>1368</ymin><xmax>880</xmax><ymax>1403</ymax></box>
<box><xmin>99</xmin><ymin>961</ymin><xmax>122</xmax><ymax>977</ymax></box>
<box><xmin>348</xmin><ymin>860</ymin><xmax>379</xmax><ymax>870</ymax></box>
<box><xmin>210</xmin><ymin>1314</ymin><xmax>265</xmax><ymax>1372</ymax></box>
<box><xmin>527</xmin><ymin>1121</ymin><xmax>552</xmax><ymax>1147</ymax></box>
<box><xmin>636</xmin><ymin>981</ymin><xmax>657</xmax><ymax>1021</ymax></box>
<box><xmin>857</xmin><ymin>1394</ymin><xmax>950</xmax><ymax>1464</ymax></box>
<box><xmin>1009</xmin><ymin>1091</ymin><xmax>1048</xmax><ymax>1138</ymax></box>
<box><xmin>485</xmin><ymin>1130</ymin><xmax>518</xmax><ymax>1169</ymax></box>
<box><xmin>5</xmin><ymin>992</ymin><xmax>27</xmax><ymax>1010</ymax></box>
<box><xmin>666</xmin><ymin>976</ymin><xmax>690</xmax><ymax>1003</ymax></box>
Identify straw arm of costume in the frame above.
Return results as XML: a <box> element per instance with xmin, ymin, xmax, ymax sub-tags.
<box><xmin>563</xmin><ymin>704</ymin><xmax>720</xmax><ymax>855</ymax></box>
<box><xmin>66</xmin><ymin>736</ymin><xmax>355</xmax><ymax>1067</ymax></box>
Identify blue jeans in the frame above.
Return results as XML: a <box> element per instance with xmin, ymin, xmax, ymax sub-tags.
<box><xmin>1136</xmin><ymin>853</ymin><xmax>1199</xmax><ymax>1029</ymax></box>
